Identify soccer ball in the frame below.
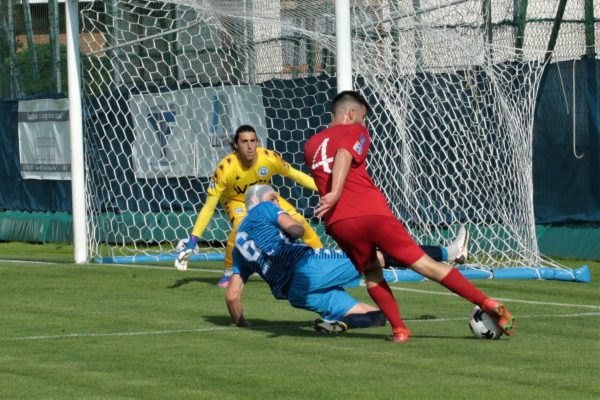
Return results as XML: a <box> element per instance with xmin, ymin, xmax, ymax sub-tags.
<box><xmin>468</xmin><ymin>306</ymin><xmax>503</xmax><ymax>340</ymax></box>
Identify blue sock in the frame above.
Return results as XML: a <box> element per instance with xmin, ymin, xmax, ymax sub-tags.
<box><xmin>441</xmin><ymin>247</ymin><xmax>448</xmax><ymax>261</ymax></box>
<box><xmin>185</xmin><ymin>235</ymin><xmax>200</xmax><ymax>251</ymax></box>
<box><xmin>340</xmin><ymin>311</ymin><xmax>386</xmax><ymax>329</ymax></box>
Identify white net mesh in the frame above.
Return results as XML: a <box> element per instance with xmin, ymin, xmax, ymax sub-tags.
<box><xmin>347</xmin><ymin>2</ymin><xmax>548</xmax><ymax>268</ymax></box>
<box><xmin>79</xmin><ymin>0</ymin><xmax>566</xmax><ymax>270</ymax></box>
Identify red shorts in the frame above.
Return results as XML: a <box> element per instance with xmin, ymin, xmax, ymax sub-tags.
<box><xmin>327</xmin><ymin>215</ymin><xmax>424</xmax><ymax>273</ymax></box>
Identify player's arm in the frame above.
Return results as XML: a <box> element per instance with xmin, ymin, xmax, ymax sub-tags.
<box><xmin>283</xmin><ymin>165</ymin><xmax>318</xmax><ymax>191</ymax></box>
<box><xmin>277</xmin><ymin>211</ymin><xmax>305</xmax><ymax>239</ymax></box>
<box><xmin>190</xmin><ymin>193</ymin><xmax>219</xmax><ymax>239</ymax></box>
<box><xmin>225</xmin><ymin>274</ymin><xmax>250</xmax><ymax>326</ymax></box>
<box><xmin>175</xmin><ymin>176</ymin><xmax>224</xmax><ymax>270</ymax></box>
<box><xmin>274</xmin><ymin>151</ymin><xmax>318</xmax><ymax>191</ymax></box>
<box><xmin>175</xmin><ymin>194</ymin><xmax>220</xmax><ymax>271</ymax></box>
<box><xmin>314</xmin><ymin>148</ymin><xmax>353</xmax><ymax>218</ymax></box>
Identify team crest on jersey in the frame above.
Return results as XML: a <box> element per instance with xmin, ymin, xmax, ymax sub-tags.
<box><xmin>353</xmin><ymin>141</ymin><xmax>363</xmax><ymax>155</ymax></box>
<box><xmin>258</xmin><ymin>166</ymin><xmax>269</xmax><ymax>177</ymax></box>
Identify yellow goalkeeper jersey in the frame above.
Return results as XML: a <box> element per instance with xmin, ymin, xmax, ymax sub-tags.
<box><xmin>208</xmin><ymin>147</ymin><xmax>316</xmax><ymax>202</ymax></box>
<box><xmin>191</xmin><ymin>147</ymin><xmax>316</xmax><ymax>238</ymax></box>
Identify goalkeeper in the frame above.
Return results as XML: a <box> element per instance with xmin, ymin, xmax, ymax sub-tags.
<box><xmin>226</xmin><ymin>184</ymin><xmax>470</xmax><ymax>335</ymax></box>
<box><xmin>175</xmin><ymin>125</ymin><xmax>323</xmax><ymax>288</ymax></box>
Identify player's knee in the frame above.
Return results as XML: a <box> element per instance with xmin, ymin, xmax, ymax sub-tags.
<box><xmin>363</xmin><ymin>262</ymin><xmax>384</xmax><ymax>281</ymax></box>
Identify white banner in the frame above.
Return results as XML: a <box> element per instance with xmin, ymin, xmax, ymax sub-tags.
<box><xmin>129</xmin><ymin>85</ymin><xmax>267</xmax><ymax>178</ymax></box>
<box><xmin>18</xmin><ymin>98</ymin><xmax>71</xmax><ymax>180</ymax></box>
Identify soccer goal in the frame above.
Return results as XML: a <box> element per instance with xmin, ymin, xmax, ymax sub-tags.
<box><xmin>70</xmin><ymin>0</ymin><xmax>589</xmax><ymax>282</ymax></box>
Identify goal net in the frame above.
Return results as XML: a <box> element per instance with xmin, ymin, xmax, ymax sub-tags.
<box><xmin>78</xmin><ymin>0</ymin><xmax>572</xmax><ymax>276</ymax></box>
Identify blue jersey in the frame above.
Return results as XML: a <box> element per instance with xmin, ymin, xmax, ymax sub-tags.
<box><xmin>232</xmin><ymin>201</ymin><xmax>312</xmax><ymax>299</ymax></box>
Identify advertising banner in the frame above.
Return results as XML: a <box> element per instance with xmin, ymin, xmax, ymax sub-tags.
<box><xmin>129</xmin><ymin>85</ymin><xmax>267</xmax><ymax>178</ymax></box>
<box><xmin>18</xmin><ymin>98</ymin><xmax>71</xmax><ymax>180</ymax></box>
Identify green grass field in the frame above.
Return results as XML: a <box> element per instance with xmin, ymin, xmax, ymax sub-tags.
<box><xmin>1</xmin><ymin>242</ymin><xmax>599</xmax><ymax>399</ymax></box>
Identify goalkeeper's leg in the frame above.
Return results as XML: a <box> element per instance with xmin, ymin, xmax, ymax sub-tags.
<box><xmin>220</xmin><ymin>205</ymin><xmax>247</xmax><ymax>288</ymax></box>
<box><xmin>278</xmin><ymin>197</ymin><xmax>323</xmax><ymax>248</ymax></box>
<box><xmin>220</xmin><ymin>229</ymin><xmax>236</xmax><ymax>288</ymax></box>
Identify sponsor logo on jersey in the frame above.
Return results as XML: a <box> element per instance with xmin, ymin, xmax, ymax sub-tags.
<box><xmin>359</xmin><ymin>134</ymin><xmax>366</xmax><ymax>146</ymax></box>
<box><xmin>233</xmin><ymin>179</ymin><xmax>270</xmax><ymax>195</ymax></box>
<box><xmin>258</xmin><ymin>166</ymin><xmax>269</xmax><ymax>177</ymax></box>
<box><xmin>234</xmin><ymin>207</ymin><xmax>244</xmax><ymax>215</ymax></box>
<box><xmin>353</xmin><ymin>141</ymin><xmax>363</xmax><ymax>155</ymax></box>
<box><xmin>209</xmin><ymin>181</ymin><xmax>216</xmax><ymax>190</ymax></box>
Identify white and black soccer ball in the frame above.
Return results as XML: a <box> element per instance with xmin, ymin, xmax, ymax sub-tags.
<box><xmin>468</xmin><ymin>306</ymin><xmax>503</xmax><ymax>340</ymax></box>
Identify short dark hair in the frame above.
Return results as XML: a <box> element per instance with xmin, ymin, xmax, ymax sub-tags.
<box><xmin>230</xmin><ymin>124</ymin><xmax>257</xmax><ymax>151</ymax></box>
<box><xmin>331</xmin><ymin>90</ymin><xmax>371</xmax><ymax>115</ymax></box>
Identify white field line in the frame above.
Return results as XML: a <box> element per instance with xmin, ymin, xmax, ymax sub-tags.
<box><xmin>0</xmin><ymin>259</ymin><xmax>61</xmax><ymax>264</ymax></box>
<box><xmin>0</xmin><ymin>259</ymin><xmax>220</xmax><ymax>272</ymax></box>
<box><xmin>386</xmin><ymin>285</ymin><xmax>600</xmax><ymax>310</ymax></box>
<box><xmin>1</xmin><ymin>312</ymin><xmax>598</xmax><ymax>342</ymax></box>
<box><xmin>4</xmin><ymin>259</ymin><xmax>599</xmax><ymax>310</ymax></box>
<box><xmin>3</xmin><ymin>259</ymin><xmax>600</xmax><ymax>310</ymax></box>
<box><xmin>1</xmin><ymin>259</ymin><xmax>599</xmax><ymax>343</ymax></box>
<box><xmin>0</xmin><ymin>327</ymin><xmax>233</xmax><ymax>341</ymax></box>
<box><xmin>404</xmin><ymin>312</ymin><xmax>600</xmax><ymax>321</ymax></box>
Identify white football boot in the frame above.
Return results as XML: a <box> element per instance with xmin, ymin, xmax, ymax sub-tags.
<box><xmin>447</xmin><ymin>226</ymin><xmax>470</xmax><ymax>264</ymax></box>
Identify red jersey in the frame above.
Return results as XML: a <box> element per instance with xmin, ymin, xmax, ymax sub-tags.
<box><xmin>304</xmin><ymin>124</ymin><xmax>394</xmax><ymax>226</ymax></box>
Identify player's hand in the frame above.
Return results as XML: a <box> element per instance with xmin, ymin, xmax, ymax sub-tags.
<box><xmin>315</xmin><ymin>192</ymin><xmax>339</xmax><ymax>218</ymax></box>
<box><xmin>175</xmin><ymin>238</ymin><xmax>189</xmax><ymax>252</ymax></box>
<box><xmin>175</xmin><ymin>249</ymin><xmax>193</xmax><ymax>271</ymax></box>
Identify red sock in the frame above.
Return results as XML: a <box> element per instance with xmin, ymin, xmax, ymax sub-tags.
<box><xmin>440</xmin><ymin>268</ymin><xmax>487</xmax><ymax>305</ymax></box>
<box><xmin>367</xmin><ymin>281</ymin><xmax>408</xmax><ymax>330</ymax></box>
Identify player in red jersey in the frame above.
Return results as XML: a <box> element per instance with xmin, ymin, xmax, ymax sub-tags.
<box><xmin>304</xmin><ymin>90</ymin><xmax>514</xmax><ymax>343</ymax></box>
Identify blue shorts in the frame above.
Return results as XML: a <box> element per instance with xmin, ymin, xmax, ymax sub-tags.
<box><xmin>287</xmin><ymin>249</ymin><xmax>362</xmax><ymax>321</ymax></box>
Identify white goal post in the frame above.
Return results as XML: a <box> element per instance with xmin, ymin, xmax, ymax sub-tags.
<box><xmin>66</xmin><ymin>0</ymin><xmax>87</xmax><ymax>264</ymax></box>
<box><xmin>67</xmin><ymin>0</ymin><xmax>590</xmax><ymax>282</ymax></box>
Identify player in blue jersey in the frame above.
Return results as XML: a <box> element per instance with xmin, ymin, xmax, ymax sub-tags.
<box><xmin>225</xmin><ymin>184</ymin><xmax>470</xmax><ymax>335</ymax></box>
<box><xmin>226</xmin><ymin>184</ymin><xmax>385</xmax><ymax>333</ymax></box>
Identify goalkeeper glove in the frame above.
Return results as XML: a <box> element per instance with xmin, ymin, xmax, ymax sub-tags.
<box><xmin>175</xmin><ymin>248</ymin><xmax>193</xmax><ymax>271</ymax></box>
